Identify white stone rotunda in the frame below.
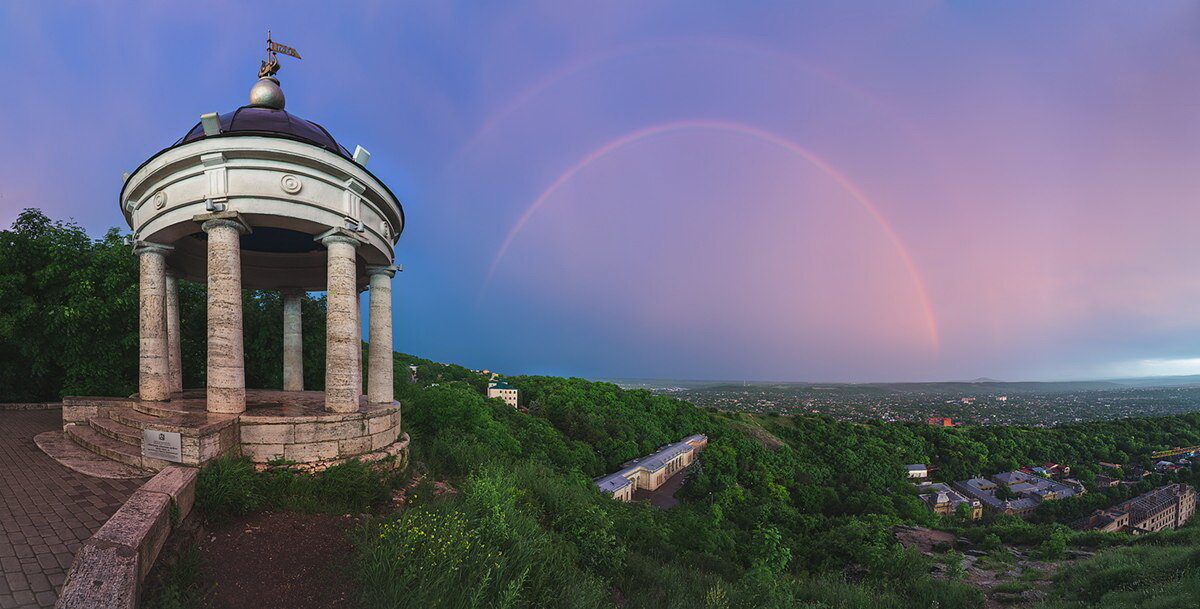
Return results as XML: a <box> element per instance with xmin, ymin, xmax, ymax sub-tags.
<box><xmin>47</xmin><ymin>62</ymin><xmax>409</xmax><ymax>475</ymax></box>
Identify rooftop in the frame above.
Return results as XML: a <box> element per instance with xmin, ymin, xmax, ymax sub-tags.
<box><xmin>175</xmin><ymin>105</ymin><xmax>352</xmax><ymax>159</ymax></box>
<box><xmin>594</xmin><ymin>435</ymin><xmax>708</xmax><ymax>494</ymax></box>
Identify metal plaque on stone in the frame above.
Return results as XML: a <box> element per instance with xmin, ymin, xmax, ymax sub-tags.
<box><xmin>143</xmin><ymin>429</ymin><xmax>183</xmax><ymax>462</ymax></box>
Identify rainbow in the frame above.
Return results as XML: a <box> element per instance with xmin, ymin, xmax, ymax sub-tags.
<box><xmin>446</xmin><ymin>37</ymin><xmax>931</xmax><ymax>173</ymax></box>
<box><xmin>479</xmin><ymin>119</ymin><xmax>941</xmax><ymax>353</ymax></box>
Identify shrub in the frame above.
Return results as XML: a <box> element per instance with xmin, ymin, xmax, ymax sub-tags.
<box><xmin>198</xmin><ymin>456</ymin><xmax>397</xmax><ymax>520</ymax></box>
<box><xmin>142</xmin><ymin>545</ymin><xmax>208</xmax><ymax>609</ymax></box>
<box><xmin>353</xmin><ymin>479</ymin><xmax>610</xmax><ymax>609</ymax></box>
<box><xmin>195</xmin><ymin>456</ymin><xmax>261</xmax><ymax>521</ymax></box>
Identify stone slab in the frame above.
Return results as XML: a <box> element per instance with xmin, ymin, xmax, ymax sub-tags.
<box><xmin>240</xmin><ymin>422</ymin><xmax>295</xmax><ymax>444</ymax></box>
<box><xmin>284</xmin><ymin>440</ymin><xmax>340</xmax><ymax>463</ymax></box>
<box><xmin>90</xmin><ymin>490</ymin><xmax>171</xmax><ymax>579</ymax></box>
<box><xmin>139</xmin><ymin>466</ymin><xmax>198</xmax><ymax>523</ymax></box>
<box><xmin>54</xmin><ymin>543</ymin><xmax>138</xmax><ymax>609</ymax></box>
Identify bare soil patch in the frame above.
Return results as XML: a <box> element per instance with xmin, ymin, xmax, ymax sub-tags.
<box><xmin>200</xmin><ymin>511</ymin><xmax>359</xmax><ymax>609</ymax></box>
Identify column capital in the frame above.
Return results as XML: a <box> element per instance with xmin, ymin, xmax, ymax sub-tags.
<box><xmin>366</xmin><ymin>265</ymin><xmax>400</xmax><ymax>278</ymax></box>
<box><xmin>194</xmin><ymin>211</ymin><xmax>251</xmax><ymax>235</ymax></box>
<box><xmin>133</xmin><ymin>241</ymin><xmax>174</xmax><ymax>257</ymax></box>
<box><xmin>280</xmin><ymin>287</ymin><xmax>307</xmax><ymax>297</ymax></box>
<box><xmin>315</xmin><ymin>227</ymin><xmax>363</xmax><ymax>248</ymax></box>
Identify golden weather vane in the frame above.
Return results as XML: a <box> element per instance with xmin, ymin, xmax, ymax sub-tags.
<box><xmin>259</xmin><ymin>30</ymin><xmax>302</xmax><ymax>79</ymax></box>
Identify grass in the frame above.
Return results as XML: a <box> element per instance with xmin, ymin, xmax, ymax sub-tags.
<box><xmin>992</xmin><ymin>580</ymin><xmax>1032</xmax><ymax>594</ymax></box>
<box><xmin>141</xmin><ymin>545</ymin><xmax>208</xmax><ymax>609</ymax></box>
<box><xmin>195</xmin><ymin>455</ymin><xmax>401</xmax><ymax>521</ymax></box>
<box><xmin>1038</xmin><ymin>543</ymin><xmax>1200</xmax><ymax>608</ymax></box>
<box><xmin>352</xmin><ymin>465</ymin><xmax>610</xmax><ymax>609</ymax></box>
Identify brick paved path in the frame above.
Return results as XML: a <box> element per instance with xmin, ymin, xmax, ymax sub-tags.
<box><xmin>0</xmin><ymin>410</ymin><xmax>144</xmax><ymax>608</ymax></box>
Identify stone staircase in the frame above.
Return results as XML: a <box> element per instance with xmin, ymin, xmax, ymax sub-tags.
<box><xmin>63</xmin><ymin>400</ymin><xmax>200</xmax><ymax>472</ymax></box>
<box><xmin>53</xmin><ymin>393</ymin><xmax>240</xmax><ymax>476</ymax></box>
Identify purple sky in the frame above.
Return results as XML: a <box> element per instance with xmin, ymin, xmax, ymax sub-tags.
<box><xmin>3</xmin><ymin>1</ymin><xmax>1200</xmax><ymax>382</ymax></box>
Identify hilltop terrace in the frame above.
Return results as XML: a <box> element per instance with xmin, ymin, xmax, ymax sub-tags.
<box><xmin>595</xmin><ymin>435</ymin><xmax>708</xmax><ymax>502</ymax></box>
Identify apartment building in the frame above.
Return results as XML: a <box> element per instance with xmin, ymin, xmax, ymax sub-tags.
<box><xmin>1081</xmin><ymin>484</ymin><xmax>1197</xmax><ymax>534</ymax></box>
<box><xmin>595</xmin><ymin>435</ymin><xmax>708</xmax><ymax>502</ymax></box>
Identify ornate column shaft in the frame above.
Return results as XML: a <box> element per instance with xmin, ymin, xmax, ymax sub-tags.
<box><xmin>367</xmin><ymin>266</ymin><xmax>398</xmax><ymax>403</ymax></box>
<box><xmin>320</xmin><ymin>230</ymin><xmax>362</xmax><ymax>413</ymax></box>
<box><xmin>165</xmin><ymin>271</ymin><xmax>183</xmax><ymax>395</ymax></box>
<box><xmin>136</xmin><ymin>243</ymin><xmax>173</xmax><ymax>401</ymax></box>
<box><xmin>282</xmin><ymin>289</ymin><xmax>305</xmax><ymax>391</ymax></box>
<box><xmin>354</xmin><ymin>290</ymin><xmax>363</xmax><ymax>397</ymax></box>
<box><xmin>198</xmin><ymin>212</ymin><xmax>250</xmax><ymax>414</ymax></box>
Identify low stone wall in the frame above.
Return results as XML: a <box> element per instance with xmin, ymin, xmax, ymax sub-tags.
<box><xmin>239</xmin><ymin>403</ymin><xmax>401</xmax><ymax>464</ymax></box>
<box><xmin>56</xmin><ymin>466</ymin><xmax>198</xmax><ymax>609</ymax></box>
<box><xmin>0</xmin><ymin>402</ymin><xmax>61</xmax><ymax>411</ymax></box>
<box><xmin>62</xmin><ymin>396</ymin><xmax>136</xmax><ymax>427</ymax></box>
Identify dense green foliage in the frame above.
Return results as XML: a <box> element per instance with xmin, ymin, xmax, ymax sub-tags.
<box><xmin>196</xmin><ymin>456</ymin><xmax>398</xmax><ymax>521</ymax></box>
<box><xmin>387</xmin><ymin>370</ymin><xmax>1200</xmax><ymax>607</ymax></box>
<box><xmin>385</xmin><ymin>374</ymin><xmax>985</xmax><ymax>608</ymax></box>
<box><xmin>0</xmin><ymin>209</ymin><xmax>329</xmax><ymax>401</ymax></box>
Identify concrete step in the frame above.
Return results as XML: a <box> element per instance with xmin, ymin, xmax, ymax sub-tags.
<box><xmin>132</xmin><ymin>401</ymin><xmax>190</xmax><ymax>418</ymax></box>
<box><xmin>64</xmin><ymin>424</ymin><xmax>170</xmax><ymax>471</ymax></box>
<box><xmin>110</xmin><ymin>408</ymin><xmax>179</xmax><ymax>430</ymax></box>
<box><xmin>110</xmin><ymin>407</ymin><xmax>236</xmax><ymax>437</ymax></box>
<box><xmin>88</xmin><ymin>416</ymin><xmax>141</xmax><ymax>446</ymax></box>
<box><xmin>34</xmin><ymin>431</ymin><xmax>153</xmax><ymax>479</ymax></box>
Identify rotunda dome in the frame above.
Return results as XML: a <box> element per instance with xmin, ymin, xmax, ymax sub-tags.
<box><xmin>174</xmin><ymin>106</ymin><xmax>351</xmax><ymax>160</ymax></box>
<box><xmin>119</xmin><ymin>70</ymin><xmax>404</xmax><ymax>293</ymax></box>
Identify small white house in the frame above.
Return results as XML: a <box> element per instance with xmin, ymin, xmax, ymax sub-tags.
<box><xmin>905</xmin><ymin>464</ymin><xmax>929</xmax><ymax>479</ymax></box>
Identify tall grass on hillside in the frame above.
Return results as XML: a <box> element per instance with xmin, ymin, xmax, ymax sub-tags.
<box><xmin>1039</xmin><ymin>543</ymin><xmax>1200</xmax><ymax>609</ymax></box>
<box><xmin>353</xmin><ymin>466</ymin><xmax>610</xmax><ymax>609</ymax></box>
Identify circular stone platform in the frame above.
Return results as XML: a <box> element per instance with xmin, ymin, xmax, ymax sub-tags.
<box><xmin>235</xmin><ymin>389</ymin><xmax>403</xmax><ymax>465</ymax></box>
<box><xmin>59</xmin><ymin>389</ymin><xmax>408</xmax><ymax>472</ymax></box>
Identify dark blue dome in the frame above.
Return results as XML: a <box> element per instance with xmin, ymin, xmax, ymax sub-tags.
<box><xmin>175</xmin><ymin>106</ymin><xmax>352</xmax><ymax>159</ymax></box>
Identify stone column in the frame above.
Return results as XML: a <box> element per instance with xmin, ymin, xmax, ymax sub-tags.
<box><xmin>165</xmin><ymin>271</ymin><xmax>183</xmax><ymax>395</ymax></box>
<box><xmin>319</xmin><ymin>230</ymin><xmax>361</xmax><ymax>412</ymax></box>
<box><xmin>136</xmin><ymin>243</ymin><xmax>173</xmax><ymax>401</ymax></box>
<box><xmin>282</xmin><ymin>289</ymin><xmax>305</xmax><ymax>391</ymax></box>
<box><xmin>354</xmin><ymin>290</ymin><xmax>363</xmax><ymax>397</ymax></box>
<box><xmin>367</xmin><ymin>266</ymin><xmax>398</xmax><ymax>404</ymax></box>
<box><xmin>197</xmin><ymin>212</ymin><xmax>250</xmax><ymax>414</ymax></box>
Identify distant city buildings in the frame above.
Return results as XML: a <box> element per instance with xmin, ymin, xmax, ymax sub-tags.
<box><xmin>927</xmin><ymin>417</ymin><xmax>956</xmax><ymax>427</ymax></box>
<box><xmin>595</xmin><ymin>435</ymin><xmax>708</xmax><ymax>502</ymax></box>
<box><xmin>1079</xmin><ymin>484</ymin><xmax>1196</xmax><ymax>534</ymax></box>
<box><xmin>487</xmin><ymin>379</ymin><xmax>519</xmax><ymax>407</ymax></box>
<box><xmin>917</xmin><ymin>482</ymin><xmax>982</xmax><ymax>520</ymax></box>
<box><xmin>953</xmin><ymin>469</ymin><xmax>1084</xmax><ymax>517</ymax></box>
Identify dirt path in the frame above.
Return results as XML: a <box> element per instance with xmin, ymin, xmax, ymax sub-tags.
<box><xmin>200</xmin><ymin>512</ymin><xmax>360</xmax><ymax>609</ymax></box>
